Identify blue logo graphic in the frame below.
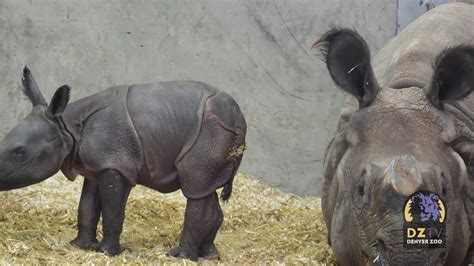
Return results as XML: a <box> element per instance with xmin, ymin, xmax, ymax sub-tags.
<box><xmin>405</xmin><ymin>191</ymin><xmax>445</xmax><ymax>223</ymax></box>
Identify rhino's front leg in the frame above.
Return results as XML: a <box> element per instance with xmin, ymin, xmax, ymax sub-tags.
<box><xmin>70</xmin><ymin>177</ymin><xmax>101</xmax><ymax>250</ymax></box>
<box><xmin>168</xmin><ymin>192</ymin><xmax>222</xmax><ymax>261</ymax></box>
<box><xmin>93</xmin><ymin>170</ymin><xmax>132</xmax><ymax>256</ymax></box>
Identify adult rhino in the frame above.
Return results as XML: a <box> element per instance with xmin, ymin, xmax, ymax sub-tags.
<box><xmin>0</xmin><ymin>67</ymin><xmax>246</xmax><ymax>261</ymax></box>
<box><xmin>314</xmin><ymin>3</ymin><xmax>473</xmax><ymax>265</ymax></box>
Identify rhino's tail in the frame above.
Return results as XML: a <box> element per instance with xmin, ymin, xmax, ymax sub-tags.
<box><xmin>220</xmin><ymin>176</ymin><xmax>234</xmax><ymax>202</ymax></box>
<box><xmin>220</xmin><ymin>105</ymin><xmax>246</xmax><ymax>202</ymax></box>
<box><xmin>220</xmin><ymin>153</ymin><xmax>242</xmax><ymax>202</ymax></box>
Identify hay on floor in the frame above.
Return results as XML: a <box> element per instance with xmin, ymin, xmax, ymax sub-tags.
<box><xmin>0</xmin><ymin>173</ymin><xmax>333</xmax><ymax>264</ymax></box>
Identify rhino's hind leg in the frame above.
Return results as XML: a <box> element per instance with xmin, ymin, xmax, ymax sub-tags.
<box><xmin>92</xmin><ymin>170</ymin><xmax>132</xmax><ymax>256</ymax></box>
<box><xmin>169</xmin><ymin>106</ymin><xmax>245</xmax><ymax>261</ymax></box>
<box><xmin>70</xmin><ymin>178</ymin><xmax>101</xmax><ymax>250</ymax></box>
<box><xmin>197</xmin><ymin>192</ymin><xmax>223</xmax><ymax>259</ymax></box>
<box><xmin>168</xmin><ymin>192</ymin><xmax>222</xmax><ymax>261</ymax></box>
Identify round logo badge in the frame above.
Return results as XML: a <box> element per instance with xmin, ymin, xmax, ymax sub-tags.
<box><xmin>404</xmin><ymin>190</ymin><xmax>445</xmax><ymax>223</ymax></box>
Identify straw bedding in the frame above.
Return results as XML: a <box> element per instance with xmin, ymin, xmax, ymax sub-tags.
<box><xmin>0</xmin><ymin>173</ymin><xmax>333</xmax><ymax>264</ymax></box>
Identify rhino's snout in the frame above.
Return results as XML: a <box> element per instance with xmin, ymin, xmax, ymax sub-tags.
<box><xmin>383</xmin><ymin>155</ymin><xmax>422</xmax><ymax>197</ymax></box>
<box><xmin>371</xmin><ymin>225</ymin><xmax>446</xmax><ymax>265</ymax></box>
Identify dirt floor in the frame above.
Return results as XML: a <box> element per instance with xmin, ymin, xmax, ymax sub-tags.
<box><xmin>0</xmin><ymin>173</ymin><xmax>334</xmax><ymax>264</ymax></box>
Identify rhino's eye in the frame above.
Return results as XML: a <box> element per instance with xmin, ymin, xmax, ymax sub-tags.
<box><xmin>440</xmin><ymin>173</ymin><xmax>447</xmax><ymax>197</ymax></box>
<box><xmin>357</xmin><ymin>184</ymin><xmax>364</xmax><ymax>196</ymax></box>
<box><xmin>12</xmin><ymin>147</ymin><xmax>28</xmax><ymax>162</ymax></box>
<box><xmin>357</xmin><ymin>170</ymin><xmax>367</xmax><ymax>196</ymax></box>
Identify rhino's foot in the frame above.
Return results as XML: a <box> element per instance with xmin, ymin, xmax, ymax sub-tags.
<box><xmin>168</xmin><ymin>246</ymin><xmax>198</xmax><ymax>261</ymax></box>
<box><xmin>92</xmin><ymin>240</ymin><xmax>121</xmax><ymax>256</ymax></box>
<box><xmin>70</xmin><ymin>237</ymin><xmax>98</xmax><ymax>250</ymax></box>
<box><xmin>198</xmin><ymin>243</ymin><xmax>219</xmax><ymax>260</ymax></box>
<box><xmin>464</xmin><ymin>248</ymin><xmax>474</xmax><ymax>264</ymax></box>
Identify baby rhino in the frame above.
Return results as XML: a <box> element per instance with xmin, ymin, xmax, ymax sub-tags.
<box><xmin>0</xmin><ymin>67</ymin><xmax>247</xmax><ymax>261</ymax></box>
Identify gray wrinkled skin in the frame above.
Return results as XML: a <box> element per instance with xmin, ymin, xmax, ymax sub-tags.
<box><xmin>0</xmin><ymin>68</ymin><xmax>246</xmax><ymax>261</ymax></box>
<box><xmin>318</xmin><ymin>3</ymin><xmax>473</xmax><ymax>265</ymax></box>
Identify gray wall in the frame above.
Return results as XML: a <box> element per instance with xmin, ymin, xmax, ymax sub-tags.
<box><xmin>0</xmin><ymin>0</ymin><xmax>397</xmax><ymax>196</ymax></box>
<box><xmin>397</xmin><ymin>0</ymin><xmax>456</xmax><ymax>33</ymax></box>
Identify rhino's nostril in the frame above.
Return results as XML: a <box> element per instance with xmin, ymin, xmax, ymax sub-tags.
<box><xmin>360</xmin><ymin>250</ymin><xmax>370</xmax><ymax>263</ymax></box>
<box><xmin>377</xmin><ymin>239</ymin><xmax>387</xmax><ymax>252</ymax></box>
<box><xmin>375</xmin><ymin>231</ymin><xmax>394</xmax><ymax>252</ymax></box>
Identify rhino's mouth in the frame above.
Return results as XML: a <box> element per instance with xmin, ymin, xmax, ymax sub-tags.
<box><xmin>361</xmin><ymin>243</ymin><xmax>445</xmax><ymax>266</ymax></box>
<box><xmin>0</xmin><ymin>170</ymin><xmax>15</xmax><ymax>189</ymax></box>
<box><xmin>0</xmin><ymin>173</ymin><xmax>38</xmax><ymax>191</ymax></box>
<box><xmin>0</xmin><ymin>167</ymin><xmax>40</xmax><ymax>191</ymax></box>
<box><xmin>361</xmin><ymin>245</ymin><xmax>389</xmax><ymax>266</ymax></box>
<box><xmin>0</xmin><ymin>181</ymin><xmax>30</xmax><ymax>191</ymax></box>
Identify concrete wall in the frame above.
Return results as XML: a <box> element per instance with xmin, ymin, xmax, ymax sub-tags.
<box><xmin>0</xmin><ymin>0</ymin><xmax>397</xmax><ymax>196</ymax></box>
<box><xmin>397</xmin><ymin>0</ymin><xmax>456</xmax><ymax>33</ymax></box>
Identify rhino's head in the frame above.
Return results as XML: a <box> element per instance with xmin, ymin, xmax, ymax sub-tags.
<box><xmin>315</xmin><ymin>29</ymin><xmax>473</xmax><ymax>265</ymax></box>
<box><xmin>0</xmin><ymin>67</ymin><xmax>72</xmax><ymax>190</ymax></box>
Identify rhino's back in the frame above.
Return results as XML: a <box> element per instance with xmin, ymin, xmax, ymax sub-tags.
<box><xmin>127</xmin><ymin>81</ymin><xmax>218</xmax><ymax>191</ymax></box>
<box><xmin>373</xmin><ymin>3</ymin><xmax>474</xmax><ymax>89</ymax></box>
<box><xmin>64</xmin><ymin>81</ymin><xmax>218</xmax><ymax>191</ymax></box>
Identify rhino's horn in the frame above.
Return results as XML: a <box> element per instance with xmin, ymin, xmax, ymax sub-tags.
<box><xmin>383</xmin><ymin>155</ymin><xmax>422</xmax><ymax>196</ymax></box>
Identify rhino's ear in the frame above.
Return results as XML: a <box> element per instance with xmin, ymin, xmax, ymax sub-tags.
<box><xmin>21</xmin><ymin>66</ymin><xmax>47</xmax><ymax>106</ymax></box>
<box><xmin>313</xmin><ymin>28</ymin><xmax>380</xmax><ymax>108</ymax></box>
<box><xmin>47</xmin><ymin>85</ymin><xmax>70</xmax><ymax>117</ymax></box>
<box><xmin>426</xmin><ymin>45</ymin><xmax>474</xmax><ymax>109</ymax></box>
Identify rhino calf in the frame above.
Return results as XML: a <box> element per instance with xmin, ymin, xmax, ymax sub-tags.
<box><xmin>315</xmin><ymin>3</ymin><xmax>473</xmax><ymax>265</ymax></box>
<box><xmin>0</xmin><ymin>67</ymin><xmax>246</xmax><ymax>261</ymax></box>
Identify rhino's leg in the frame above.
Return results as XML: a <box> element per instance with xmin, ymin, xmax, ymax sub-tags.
<box><xmin>462</xmin><ymin>245</ymin><xmax>473</xmax><ymax>264</ymax></box>
<box><xmin>197</xmin><ymin>196</ymin><xmax>222</xmax><ymax>260</ymax></box>
<box><xmin>198</xmin><ymin>165</ymin><xmax>240</xmax><ymax>259</ymax></box>
<box><xmin>92</xmin><ymin>170</ymin><xmax>132</xmax><ymax>256</ymax></box>
<box><xmin>70</xmin><ymin>177</ymin><xmax>101</xmax><ymax>250</ymax></box>
<box><xmin>168</xmin><ymin>192</ymin><xmax>221</xmax><ymax>261</ymax></box>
